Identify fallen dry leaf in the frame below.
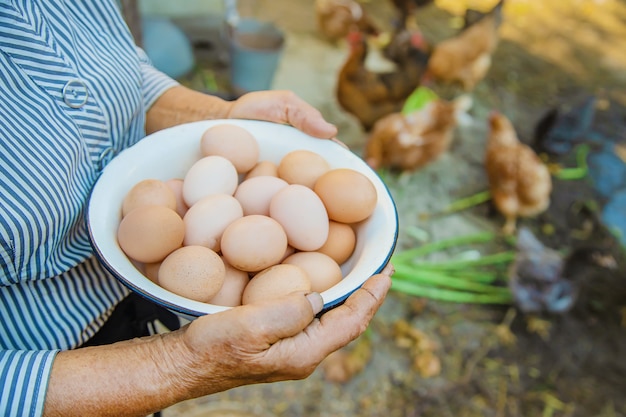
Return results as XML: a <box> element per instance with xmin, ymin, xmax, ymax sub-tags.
<box><xmin>393</xmin><ymin>318</ymin><xmax>442</xmax><ymax>378</ymax></box>
<box><xmin>413</xmin><ymin>350</ymin><xmax>442</xmax><ymax>378</ymax></box>
<box><xmin>321</xmin><ymin>334</ymin><xmax>373</xmax><ymax>383</ymax></box>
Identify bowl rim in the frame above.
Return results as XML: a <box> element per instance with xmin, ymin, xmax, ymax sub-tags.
<box><xmin>87</xmin><ymin>119</ymin><xmax>399</xmax><ymax>317</ymax></box>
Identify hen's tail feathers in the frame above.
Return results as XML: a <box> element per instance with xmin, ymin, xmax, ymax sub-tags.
<box><xmin>492</xmin><ymin>0</ymin><xmax>506</xmax><ymax>28</ymax></box>
<box><xmin>462</xmin><ymin>0</ymin><xmax>505</xmax><ymax>31</ymax></box>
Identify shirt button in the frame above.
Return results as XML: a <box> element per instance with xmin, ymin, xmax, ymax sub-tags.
<box><xmin>62</xmin><ymin>78</ymin><xmax>89</xmax><ymax>109</ymax></box>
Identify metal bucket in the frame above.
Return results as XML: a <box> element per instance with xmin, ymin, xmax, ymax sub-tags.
<box><xmin>229</xmin><ymin>18</ymin><xmax>285</xmax><ymax>94</ymax></box>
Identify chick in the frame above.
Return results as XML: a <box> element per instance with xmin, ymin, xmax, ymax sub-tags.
<box><xmin>485</xmin><ymin>111</ymin><xmax>552</xmax><ymax>234</ymax></box>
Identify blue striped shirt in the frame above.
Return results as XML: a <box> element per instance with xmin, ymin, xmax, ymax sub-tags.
<box><xmin>0</xmin><ymin>1</ymin><xmax>179</xmax><ymax>415</ymax></box>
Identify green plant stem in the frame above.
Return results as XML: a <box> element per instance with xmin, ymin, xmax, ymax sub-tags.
<box><xmin>445</xmin><ymin>270</ymin><xmax>502</xmax><ymax>284</ymax></box>
<box><xmin>554</xmin><ymin>144</ymin><xmax>590</xmax><ymax>180</ymax></box>
<box><xmin>392</xmin><ymin>232</ymin><xmax>497</xmax><ymax>262</ymax></box>
<box><xmin>443</xmin><ymin>190</ymin><xmax>492</xmax><ymax>214</ymax></box>
<box><xmin>200</xmin><ymin>68</ymin><xmax>218</xmax><ymax>91</ymax></box>
<box><xmin>393</xmin><ymin>264</ymin><xmax>512</xmax><ymax>295</ymax></box>
<box><xmin>399</xmin><ymin>251</ymin><xmax>516</xmax><ymax>271</ymax></box>
<box><xmin>391</xmin><ymin>280</ymin><xmax>513</xmax><ymax>304</ymax></box>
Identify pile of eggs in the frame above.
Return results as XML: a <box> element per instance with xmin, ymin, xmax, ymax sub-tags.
<box><xmin>117</xmin><ymin>123</ymin><xmax>378</xmax><ymax>307</ymax></box>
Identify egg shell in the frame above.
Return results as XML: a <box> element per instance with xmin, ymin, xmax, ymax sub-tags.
<box><xmin>164</xmin><ymin>178</ymin><xmax>189</xmax><ymax>218</ymax></box>
<box><xmin>200</xmin><ymin>124</ymin><xmax>260</xmax><ymax>173</ymax></box>
<box><xmin>282</xmin><ymin>251</ymin><xmax>343</xmax><ymax>293</ymax></box>
<box><xmin>234</xmin><ymin>176</ymin><xmax>289</xmax><ymax>216</ymax></box>
<box><xmin>131</xmin><ymin>259</ymin><xmax>159</xmax><ymax>283</ymax></box>
<box><xmin>313</xmin><ymin>168</ymin><xmax>377</xmax><ymax>224</ymax></box>
<box><xmin>183</xmin><ymin>194</ymin><xmax>244</xmax><ymax>252</ymax></box>
<box><xmin>208</xmin><ymin>257</ymin><xmax>250</xmax><ymax>307</ymax></box>
<box><xmin>277</xmin><ymin>149</ymin><xmax>330</xmax><ymax>188</ymax></box>
<box><xmin>121</xmin><ymin>179</ymin><xmax>177</xmax><ymax>217</ymax></box>
<box><xmin>221</xmin><ymin>215</ymin><xmax>289</xmax><ymax>272</ymax></box>
<box><xmin>183</xmin><ymin>155</ymin><xmax>239</xmax><ymax>206</ymax></box>
<box><xmin>143</xmin><ymin>261</ymin><xmax>161</xmax><ymax>283</ymax></box>
<box><xmin>317</xmin><ymin>221</ymin><xmax>356</xmax><ymax>265</ymax></box>
<box><xmin>269</xmin><ymin>184</ymin><xmax>329</xmax><ymax>251</ymax></box>
<box><xmin>117</xmin><ymin>205</ymin><xmax>185</xmax><ymax>263</ymax></box>
<box><xmin>242</xmin><ymin>264</ymin><xmax>311</xmax><ymax>305</ymax></box>
<box><xmin>245</xmin><ymin>160</ymin><xmax>278</xmax><ymax>179</ymax></box>
<box><xmin>158</xmin><ymin>245</ymin><xmax>226</xmax><ymax>302</ymax></box>
<box><xmin>280</xmin><ymin>245</ymin><xmax>296</xmax><ymax>263</ymax></box>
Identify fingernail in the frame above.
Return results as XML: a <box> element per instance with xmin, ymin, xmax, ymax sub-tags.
<box><xmin>330</xmin><ymin>137</ymin><xmax>349</xmax><ymax>149</ymax></box>
<box><xmin>306</xmin><ymin>292</ymin><xmax>324</xmax><ymax>315</ymax></box>
<box><xmin>383</xmin><ymin>263</ymin><xmax>395</xmax><ymax>276</ymax></box>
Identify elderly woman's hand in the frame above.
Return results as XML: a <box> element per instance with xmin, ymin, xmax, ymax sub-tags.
<box><xmin>44</xmin><ymin>266</ymin><xmax>392</xmax><ymax>417</ymax></box>
<box><xmin>177</xmin><ymin>265</ymin><xmax>392</xmax><ymax>397</ymax></box>
<box><xmin>226</xmin><ymin>90</ymin><xmax>337</xmax><ymax>139</ymax></box>
<box><xmin>146</xmin><ymin>86</ymin><xmax>338</xmax><ymax>139</ymax></box>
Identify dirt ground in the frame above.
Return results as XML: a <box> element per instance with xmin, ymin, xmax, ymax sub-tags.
<box><xmin>165</xmin><ymin>1</ymin><xmax>626</xmax><ymax>416</ymax></box>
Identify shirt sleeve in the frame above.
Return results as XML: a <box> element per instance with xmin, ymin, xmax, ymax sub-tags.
<box><xmin>136</xmin><ymin>46</ymin><xmax>181</xmax><ymax>110</ymax></box>
<box><xmin>0</xmin><ymin>350</ymin><xmax>58</xmax><ymax>417</ymax></box>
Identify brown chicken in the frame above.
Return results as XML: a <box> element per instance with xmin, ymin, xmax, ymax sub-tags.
<box><xmin>426</xmin><ymin>0</ymin><xmax>505</xmax><ymax>91</ymax></box>
<box><xmin>315</xmin><ymin>0</ymin><xmax>379</xmax><ymax>43</ymax></box>
<box><xmin>390</xmin><ymin>0</ymin><xmax>434</xmax><ymax>27</ymax></box>
<box><xmin>363</xmin><ymin>94</ymin><xmax>471</xmax><ymax>172</ymax></box>
<box><xmin>336</xmin><ymin>30</ymin><xmax>430</xmax><ymax>131</ymax></box>
<box><xmin>485</xmin><ymin>111</ymin><xmax>553</xmax><ymax>235</ymax></box>
<box><xmin>382</xmin><ymin>16</ymin><xmax>431</xmax><ymax>66</ymax></box>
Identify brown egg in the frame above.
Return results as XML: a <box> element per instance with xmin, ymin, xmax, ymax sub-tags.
<box><xmin>208</xmin><ymin>258</ymin><xmax>250</xmax><ymax>307</ymax></box>
<box><xmin>121</xmin><ymin>179</ymin><xmax>177</xmax><ymax>217</ymax></box>
<box><xmin>317</xmin><ymin>221</ymin><xmax>356</xmax><ymax>264</ymax></box>
<box><xmin>282</xmin><ymin>252</ymin><xmax>343</xmax><ymax>293</ymax></box>
<box><xmin>314</xmin><ymin>168</ymin><xmax>377</xmax><ymax>224</ymax></box>
<box><xmin>280</xmin><ymin>245</ymin><xmax>296</xmax><ymax>263</ymax></box>
<box><xmin>269</xmin><ymin>184</ymin><xmax>329</xmax><ymax>251</ymax></box>
<box><xmin>234</xmin><ymin>176</ymin><xmax>289</xmax><ymax>216</ymax></box>
<box><xmin>164</xmin><ymin>178</ymin><xmax>189</xmax><ymax>218</ymax></box>
<box><xmin>242</xmin><ymin>264</ymin><xmax>311</xmax><ymax>305</ymax></box>
<box><xmin>277</xmin><ymin>150</ymin><xmax>330</xmax><ymax>188</ymax></box>
<box><xmin>158</xmin><ymin>246</ymin><xmax>226</xmax><ymax>302</ymax></box>
<box><xmin>183</xmin><ymin>194</ymin><xmax>243</xmax><ymax>252</ymax></box>
<box><xmin>246</xmin><ymin>244</ymin><xmax>295</xmax><ymax>278</ymax></box>
<box><xmin>200</xmin><ymin>124</ymin><xmax>260</xmax><ymax>173</ymax></box>
<box><xmin>244</xmin><ymin>160</ymin><xmax>278</xmax><ymax>179</ymax></box>
<box><xmin>183</xmin><ymin>155</ymin><xmax>239</xmax><ymax>206</ymax></box>
<box><xmin>117</xmin><ymin>205</ymin><xmax>185</xmax><ymax>263</ymax></box>
<box><xmin>131</xmin><ymin>259</ymin><xmax>157</xmax><ymax>282</ymax></box>
<box><xmin>221</xmin><ymin>215</ymin><xmax>288</xmax><ymax>272</ymax></box>
<box><xmin>143</xmin><ymin>261</ymin><xmax>161</xmax><ymax>283</ymax></box>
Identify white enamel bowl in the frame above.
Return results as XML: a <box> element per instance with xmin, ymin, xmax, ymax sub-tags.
<box><xmin>87</xmin><ymin>120</ymin><xmax>398</xmax><ymax>319</ymax></box>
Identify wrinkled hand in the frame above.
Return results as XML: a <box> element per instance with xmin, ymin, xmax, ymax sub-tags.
<box><xmin>227</xmin><ymin>90</ymin><xmax>338</xmax><ymax>139</ymax></box>
<box><xmin>178</xmin><ymin>264</ymin><xmax>392</xmax><ymax>397</ymax></box>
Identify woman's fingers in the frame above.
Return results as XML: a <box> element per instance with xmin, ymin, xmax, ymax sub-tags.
<box><xmin>318</xmin><ymin>272</ymin><xmax>391</xmax><ymax>347</ymax></box>
<box><xmin>279</xmin><ymin>92</ymin><xmax>338</xmax><ymax>138</ymax></box>
<box><xmin>269</xmin><ymin>272</ymin><xmax>393</xmax><ymax>368</ymax></box>
<box><xmin>186</xmin><ymin>291</ymin><xmax>318</xmax><ymax>350</ymax></box>
<box><xmin>228</xmin><ymin>90</ymin><xmax>338</xmax><ymax>139</ymax></box>
<box><xmin>180</xmin><ymin>270</ymin><xmax>392</xmax><ymax>387</ymax></box>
